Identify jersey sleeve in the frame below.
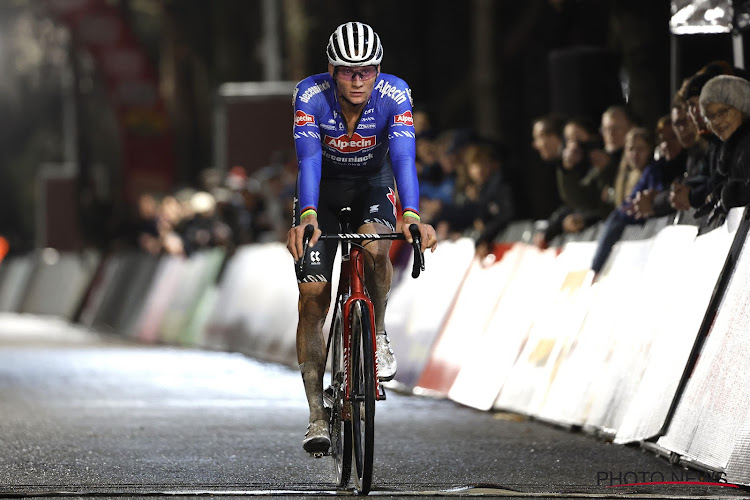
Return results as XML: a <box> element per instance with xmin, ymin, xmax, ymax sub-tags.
<box><xmin>386</xmin><ymin>79</ymin><xmax>420</xmax><ymax>216</ymax></box>
<box><xmin>292</xmin><ymin>78</ymin><xmax>324</xmax><ymax>215</ymax></box>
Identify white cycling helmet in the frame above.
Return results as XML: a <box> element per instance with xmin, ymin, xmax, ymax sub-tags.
<box><xmin>326</xmin><ymin>22</ymin><xmax>383</xmax><ymax>67</ymax></box>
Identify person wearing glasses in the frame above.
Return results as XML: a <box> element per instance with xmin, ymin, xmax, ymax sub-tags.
<box><xmin>693</xmin><ymin>75</ymin><xmax>750</xmax><ymax>225</ymax></box>
<box><xmin>669</xmin><ymin>62</ymin><xmax>732</xmax><ymax>215</ymax></box>
<box><xmin>287</xmin><ymin>21</ymin><xmax>437</xmax><ymax>453</ymax></box>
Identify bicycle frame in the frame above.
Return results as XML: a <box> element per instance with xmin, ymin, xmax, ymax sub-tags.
<box><xmin>336</xmin><ymin>238</ymin><xmax>384</xmax><ymax>423</ymax></box>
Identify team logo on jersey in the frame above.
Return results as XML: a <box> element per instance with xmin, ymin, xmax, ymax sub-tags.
<box><xmin>294</xmin><ymin>111</ymin><xmax>316</xmax><ymax>127</ymax></box>
<box><xmin>324</xmin><ymin>133</ymin><xmax>377</xmax><ymax>153</ymax></box>
<box><xmin>298</xmin><ymin>80</ymin><xmax>330</xmax><ymax>103</ymax></box>
<box><xmin>386</xmin><ymin>188</ymin><xmax>397</xmax><ymax>217</ymax></box>
<box><xmin>374</xmin><ymin>80</ymin><xmax>408</xmax><ymax>105</ymax></box>
<box><xmin>394</xmin><ymin>111</ymin><xmax>413</xmax><ymax>126</ymax></box>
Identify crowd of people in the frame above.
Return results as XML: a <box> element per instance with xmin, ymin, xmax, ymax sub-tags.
<box><xmin>530</xmin><ymin>60</ymin><xmax>750</xmax><ymax>275</ymax></box>
<box><xmin>125</xmin><ymin>157</ymin><xmax>297</xmax><ymax>258</ymax></box>
<box><xmin>125</xmin><ymin>59</ymin><xmax>750</xmax><ymax>278</ymax></box>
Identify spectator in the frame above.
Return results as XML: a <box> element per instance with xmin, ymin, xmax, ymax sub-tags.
<box><xmin>531</xmin><ymin>114</ymin><xmax>565</xmax><ymax>163</ymax></box>
<box><xmin>415</xmin><ymin>130</ymin><xmax>439</xmax><ymax>187</ymax></box>
<box><xmin>253</xmin><ymin>164</ymin><xmax>291</xmax><ymax>243</ymax></box>
<box><xmin>587</xmin><ymin>105</ymin><xmax>636</xmax><ymax>209</ymax></box>
<box><xmin>590</xmin><ymin>127</ymin><xmax>659</xmax><ymax>274</ymax></box>
<box><xmin>412</xmin><ymin>107</ymin><xmax>436</xmax><ymax>172</ymax></box>
<box><xmin>157</xmin><ymin>194</ymin><xmax>187</xmax><ymax>256</ymax></box>
<box><xmin>134</xmin><ymin>192</ymin><xmax>161</xmax><ymax>255</ymax></box>
<box><xmin>470</xmin><ymin>143</ymin><xmax>516</xmax><ymax>259</ymax></box>
<box><xmin>432</xmin><ymin>141</ymin><xmax>514</xmax><ymax>245</ymax></box>
<box><xmin>669</xmin><ymin>93</ymin><xmax>706</xmax><ymax>214</ymax></box>
<box><xmin>670</xmin><ymin>61</ymin><xmax>735</xmax><ymax>214</ymax></box>
<box><xmin>179</xmin><ymin>191</ymin><xmax>233</xmax><ymax>256</ymax></box>
<box><xmin>630</xmin><ymin>113</ymin><xmax>688</xmax><ymax>219</ymax></box>
<box><xmin>412</xmin><ymin>106</ymin><xmax>432</xmax><ymax>137</ymax></box>
<box><xmin>693</xmin><ymin>75</ymin><xmax>750</xmax><ymax>225</ymax></box>
<box><xmin>534</xmin><ymin>116</ymin><xmax>608</xmax><ymax>248</ymax></box>
<box><xmin>419</xmin><ymin>129</ymin><xmax>468</xmax><ymax>223</ymax></box>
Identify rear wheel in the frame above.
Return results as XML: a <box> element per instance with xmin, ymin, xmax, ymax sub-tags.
<box><xmin>327</xmin><ymin>303</ymin><xmax>351</xmax><ymax>486</ymax></box>
<box><xmin>350</xmin><ymin>300</ymin><xmax>375</xmax><ymax>494</ymax></box>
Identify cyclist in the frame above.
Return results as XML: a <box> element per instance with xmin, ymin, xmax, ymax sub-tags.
<box><xmin>287</xmin><ymin>21</ymin><xmax>438</xmax><ymax>453</ymax></box>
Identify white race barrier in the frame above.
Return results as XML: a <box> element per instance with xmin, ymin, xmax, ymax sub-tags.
<box><xmin>204</xmin><ymin>243</ymin><xmax>299</xmax><ymax>366</ymax></box>
<box><xmin>447</xmin><ymin>243</ymin><xmax>531</xmax><ymax>410</ymax></box>
<box><xmin>658</xmin><ymin>210</ymin><xmax>750</xmax><ymax>482</ymax></box>
<box><xmin>580</xmin><ymin>238</ymin><xmax>659</xmax><ymax>434</ymax></box>
<box><xmin>158</xmin><ymin>249</ymin><xmax>225</xmax><ymax>345</ymax></box>
<box><xmin>79</xmin><ymin>252</ymin><xmax>161</xmax><ymax>335</ymax></box>
<box><xmin>532</xmin><ymin>242</ymin><xmax>599</xmax><ymax>424</ymax></box>
<box><xmin>185</xmin><ymin>285</ymin><xmax>220</xmax><ymax>347</ymax></box>
<box><xmin>387</xmin><ymin>238</ymin><xmax>475</xmax><ymax>389</ymax></box>
<box><xmin>493</xmin><ymin>242</ymin><xmax>595</xmax><ymax>417</ymax></box>
<box><xmin>726</xmin><ymin>417</ymin><xmax>750</xmax><ymax>486</ymax></box>
<box><xmin>19</xmin><ymin>250</ymin><xmax>100</xmax><ymax>319</ymax></box>
<box><xmin>564</xmin><ymin>225</ymin><xmax>698</xmax><ymax>432</ymax></box>
<box><xmin>614</xmin><ymin>212</ymin><xmax>740</xmax><ymax>444</ymax></box>
<box><xmin>133</xmin><ymin>256</ymin><xmax>188</xmax><ymax>343</ymax></box>
<box><xmin>449</xmin><ymin>243</ymin><xmax>567</xmax><ymax>411</ymax></box>
<box><xmin>0</xmin><ymin>256</ymin><xmax>35</xmax><ymax>312</ymax></box>
<box><xmin>415</xmin><ymin>241</ymin><xmax>535</xmax><ymax>395</ymax></box>
<box><xmin>78</xmin><ymin>254</ymin><xmax>123</xmax><ymax>329</ymax></box>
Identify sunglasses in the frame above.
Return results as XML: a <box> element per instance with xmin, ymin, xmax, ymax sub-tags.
<box><xmin>335</xmin><ymin>66</ymin><xmax>378</xmax><ymax>81</ymax></box>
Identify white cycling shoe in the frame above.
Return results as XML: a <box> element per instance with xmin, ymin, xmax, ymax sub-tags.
<box><xmin>376</xmin><ymin>332</ymin><xmax>397</xmax><ymax>381</ymax></box>
<box><xmin>303</xmin><ymin>419</ymin><xmax>330</xmax><ymax>454</ymax></box>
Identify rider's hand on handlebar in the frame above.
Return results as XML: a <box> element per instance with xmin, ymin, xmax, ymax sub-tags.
<box><xmin>402</xmin><ymin>217</ymin><xmax>437</xmax><ymax>253</ymax></box>
<box><xmin>287</xmin><ymin>216</ymin><xmax>322</xmax><ymax>261</ymax></box>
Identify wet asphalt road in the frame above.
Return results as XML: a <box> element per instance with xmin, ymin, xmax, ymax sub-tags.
<box><xmin>0</xmin><ymin>314</ymin><xmax>747</xmax><ymax>499</ymax></box>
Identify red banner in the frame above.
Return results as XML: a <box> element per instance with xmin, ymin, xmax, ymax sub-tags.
<box><xmin>44</xmin><ymin>0</ymin><xmax>175</xmax><ymax>201</ymax></box>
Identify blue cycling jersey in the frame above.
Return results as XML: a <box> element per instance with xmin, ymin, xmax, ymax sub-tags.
<box><xmin>292</xmin><ymin>72</ymin><xmax>419</xmax><ymax>217</ymax></box>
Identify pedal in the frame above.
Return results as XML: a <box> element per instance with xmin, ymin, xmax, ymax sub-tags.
<box><xmin>323</xmin><ymin>386</ymin><xmax>335</xmax><ymax>408</ymax></box>
<box><xmin>311</xmin><ymin>451</ymin><xmax>325</xmax><ymax>459</ymax></box>
<box><xmin>377</xmin><ymin>384</ymin><xmax>387</xmax><ymax>400</ymax></box>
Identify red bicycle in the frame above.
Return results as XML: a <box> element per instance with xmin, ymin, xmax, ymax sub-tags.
<box><xmin>298</xmin><ymin>210</ymin><xmax>424</xmax><ymax>494</ymax></box>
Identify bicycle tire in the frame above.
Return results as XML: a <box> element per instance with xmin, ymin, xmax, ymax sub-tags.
<box><xmin>328</xmin><ymin>303</ymin><xmax>351</xmax><ymax>486</ymax></box>
<box><xmin>350</xmin><ymin>300</ymin><xmax>375</xmax><ymax>494</ymax></box>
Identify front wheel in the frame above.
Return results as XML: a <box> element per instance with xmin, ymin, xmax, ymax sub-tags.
<box><xmin>327</xmin><ymin>303</ymin><xmax>351</xmax><ymax>487</ymax></box>
<box><xmin>350</xmin><ymin>300</ymin><xmax>376</xmax><ymax>494</ymax></box>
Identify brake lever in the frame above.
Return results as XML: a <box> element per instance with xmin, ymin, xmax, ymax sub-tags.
<box><xmin>296</xmin><ymin>224</ymin><xmax>315</xmax><ymax>279</ymax></box>
<box><xmin>408</xmin><ymin>224</ymin><xmax>425</xmax><ymax>279</ymax></box>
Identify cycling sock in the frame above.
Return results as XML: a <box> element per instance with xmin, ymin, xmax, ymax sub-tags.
<box><xmin>374</xmin><ymin>290</ymin><xmax>389</xmax><ymax>333</ymax></box>
<box><xmin>299</xmin><ymin>361</ymin><xmax>326</xmax><ymax>422</ymax></box>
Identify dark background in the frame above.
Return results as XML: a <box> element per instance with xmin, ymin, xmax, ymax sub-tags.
<box><xmin>0</xmin><ymin>0</ymin><xmax>743</xmax><ymax>252</ymax></box>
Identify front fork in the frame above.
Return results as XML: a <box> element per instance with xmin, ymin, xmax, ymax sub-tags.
<box><xmin>341</xmin><ymin>246</ymin><xmax>384</xmax><ymax>421</ymax></box>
